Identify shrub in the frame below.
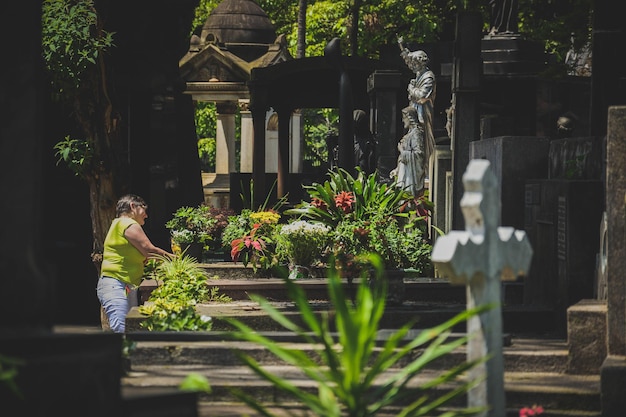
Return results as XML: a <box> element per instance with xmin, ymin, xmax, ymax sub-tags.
<box><xmin>138</xmin><ymin>255</ymin><xmax>231</xmax><ymax>331</ymax></box>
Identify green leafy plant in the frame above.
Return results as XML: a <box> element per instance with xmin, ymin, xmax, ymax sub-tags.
<box><xmin>0</xmin><ymin>354</ymin><xmax>24</xmax><ymax>399</ymax></box>
<box><xmin>331</xmin><ymin>212</ymin><xmax>433</xmax><ymax>275</ymax></box>
<box><xmin>225</xmin><ymin>254</ymin><xmax>489</xmax><ymax>417</ymax></box>
<box><xmin>275</xmin><ymin>220</ymin><xmax>332</xmax><ymax>271</ymax></box>
<box><xmin>229</xmin><ymin>211</ymin><xmax>282</xmax><ymax>274</ymax></box>
<box><xmin>166</xmin><ymin>204</ymin><xmax>234</xmax><ymax>252</ymax></box>
<box><xmin>286</xmin><ymin>168</ymin><xmax>412</xmax><ymax>227</ymax></box>
<box><xmin>138</xmin><ymin>255</ymin><xmax>231</xmax><ymax>331</ymax></box>
<box><xmin>224</xmin><ymin>180</ymin><xmax>288</xmax><ymax>274</ymax></box>
<box><xmin>53</xmin><ymin>135</ymin><xmax>93</xmax><ymax>177</ymax></box>
<box><xmin>285</xmin><ymin>168</ymin><xmax>434</xmax><ymax>277</ymax></box>
<box><xmin>42</xmin><ymin>0</ymin><xmax>115</xmax><ymax>99</ymax></box>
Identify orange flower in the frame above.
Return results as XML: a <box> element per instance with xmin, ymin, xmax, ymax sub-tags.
<box><xmin>334</xmin><ymin>191</ymin><xmax>354</xmax><ymax>214</ymax></box>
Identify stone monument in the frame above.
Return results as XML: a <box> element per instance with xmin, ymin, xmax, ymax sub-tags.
<box><xmin>431</xmin><ymin>159</ymin><xmax>533</xmax><ymax>417</ymax></box>
<box><xmin>393</xmin><ymin>37</ymin><xmax>437</xmax><ymax>199</ymax></box>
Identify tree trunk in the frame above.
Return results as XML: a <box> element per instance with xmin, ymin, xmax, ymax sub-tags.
<box><xmin>296</xmin><ymin>0</ymin><xmax>307</xmax><ymax>58</ymax></box>
<box><xmin>349</xmin><ymin>0</ymin><xmax>362</xmax><ymax>57</ymax></box>
<box><xmin>87</xmin><ymin>167</ymin><xmax>117</xmax><ymax>274</ymax></box>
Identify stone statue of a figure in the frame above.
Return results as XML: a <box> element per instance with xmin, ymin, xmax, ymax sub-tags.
<box><xmin>391</xmin><ymin>106</ymin><xmax>426</xmax><ymax>197</ymax></box>
<box><xmin>488</xmin><ymin>0</ymin><xmax>519</xmax><ymax>35</ymax></box>
<box><xmin>394</xmin><ymin>36</ymin><xmax>436</xmax><ymax>198</ymax></box>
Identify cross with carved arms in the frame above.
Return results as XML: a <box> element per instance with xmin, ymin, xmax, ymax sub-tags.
<box><xmin>431</xmin><ymin>159</ymin><xmax>533</xmax><ymax>417</ymax></box>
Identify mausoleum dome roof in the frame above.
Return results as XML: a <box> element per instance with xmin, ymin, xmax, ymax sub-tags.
<box><xmin>200</xmin><ymin>0</ymin><xmax>276</xmax><ymax>45</ymax></box>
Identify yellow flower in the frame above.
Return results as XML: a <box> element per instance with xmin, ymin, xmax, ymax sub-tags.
<box><xmin>250</xmin><ymin>210</ymin><xmax>281</xmax><ymax>224</ymax></box>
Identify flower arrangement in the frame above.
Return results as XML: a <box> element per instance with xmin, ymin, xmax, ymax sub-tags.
<box><xmin>166</xmin><ymin>204</ymin><xmax>234</xmax><ymax>256</ymax></box>
<box><xmin>166</xmin><ymin>205</ymin><xmax>214</xmax><ymax>246</ymax></box>
<box><xmin>226</xmin><ymin>209</ymin><xmax>282</xmax><ymax>273</ymax></box>
<box><xmin>285</xmin><ymin>168</ymin><xmax>434</xmax><ymax>278</ymax></box>
<box><xmin>276</xmin><ymin>220</ymin><xmax>331</xmax><ymax>279</ymax></box>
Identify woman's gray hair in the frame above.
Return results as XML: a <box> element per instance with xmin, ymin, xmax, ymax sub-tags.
<box><xmin>116</xmin><ymin>194</ymin><xmax>146</xmax><ymax>217</ymax></box>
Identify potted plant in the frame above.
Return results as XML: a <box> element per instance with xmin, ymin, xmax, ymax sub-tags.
<box><xmin>285</xmin><ymin>168</ymin><xmax>434</xmax><ymax>303</ymax></box>
<box><xmin>223</xmin><ymin>208</ymin><xmax>282</xmax><ymax>275</ymax></box>
<box><xmin>275</xmin><ymin>220</ymin><xmax>332</xmax><ymax>279</ymax></box>
<box><xmin>165</xmin><ymin>204</ymin><xmax>234</xmax><ymax>262</ymax></box>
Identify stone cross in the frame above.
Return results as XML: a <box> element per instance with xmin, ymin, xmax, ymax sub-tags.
<box><xmin>431</xmin><ymin>159</ymin><xmax>533</xmax><ymax>417</ymax></box>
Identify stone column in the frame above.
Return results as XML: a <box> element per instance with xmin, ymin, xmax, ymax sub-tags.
<box><xmin>216</xmin><ymin>101</ymin><xmax>238</xmax><ymax>174</ymax></box>
<box><xmin>291</xmin><ymin>110</ymin><xmax>303</xmax><ymax>173</ymax></box>
<box><xmin>240</xmin><ymin>102</ymin><xmax>253</xmax><ymax>173</ymax></box>
<box><xmin>451</xmin><ymin>11</ymin><xmax>483</xmax><ymax>230</ymax></box>
<box><xmin>276</xmin><ymin>108</ymin><xmax>292</xmax><ymax>199</ymax></box>
<box><xmin>366</xmin><ymin>70</ymin><xmax>403</xmax><ymax>181</ymax></box>
<box><xmin>251</xmin><ymin>105</ymin><xmax>268</xmax><ymax>208</ymax></box>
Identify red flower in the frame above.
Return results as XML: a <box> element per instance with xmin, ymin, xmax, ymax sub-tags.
<box><xmin>230</xmin><ymin>224</ymin><xmax>266</xmax><ymax>263</ymax></box>
<box><xmin>311</xmin><ymin>197</ymin><xmax>328</xmax><ymax>210</ymax></box>
<box><xmin>416</xmin><ymin>205</ymin><xmax>430</xmax><ymax>219</ymax></box>
<box><xmin>519</xmin><ymin>405</ymin><xmax>544</xmax><ymax>417</ymax></box>
<box><xmin>334</xmin><ymin>191</ymin><xmax>354</xmax><ymax>214</ymax></box>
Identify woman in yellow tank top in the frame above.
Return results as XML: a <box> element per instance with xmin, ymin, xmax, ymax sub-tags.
<box><xmin>97</xmin><ymin>194</ymin><xmax>174</xmax><ymax>333</ymax></box>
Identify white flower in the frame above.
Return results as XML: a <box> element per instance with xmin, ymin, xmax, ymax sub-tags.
<box><xmin>280</xmin><ymin>220</ymin><xmax>330</xmax><ymax>237</ymax></box>
<box><xmin>200</xmin><ymin>315</ymin><xmax>212</xmax><ymax>323</ymax></box>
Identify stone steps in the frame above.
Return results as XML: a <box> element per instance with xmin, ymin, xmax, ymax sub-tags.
<box><xmin>119</xmin><ymin>264</ymin><xmax>600</xmax><ymax>416</ymax></box>
<box><xmin>122</xmin><ymin>363</ymin><xmax>600</xmax><ymax>417</ymax></box>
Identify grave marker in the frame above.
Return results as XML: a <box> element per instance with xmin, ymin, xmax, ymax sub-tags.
<box><xmin>431</xmin><ymin>159</ymin><xmax>533</xmax><ymax>417</ymax></box>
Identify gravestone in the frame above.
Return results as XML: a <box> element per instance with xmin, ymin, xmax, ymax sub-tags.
<box><xmin>523</xmin><ymin>134</ymin><xmax>603</xmax><ymax>333</ymax></box>
<box><xmin>470</xmin><ymin>136</ymin><xmax>549</xmax><ymax>230</ymax></box>
<box><xmin>431</xmin><ymin>159</ymin><xmax>533</xmax><ymax>417</ymax></box>
<box><xmin>601</xmin><ymin>106</ymin><xmax>626</xmax><ymax>415</ymax></box>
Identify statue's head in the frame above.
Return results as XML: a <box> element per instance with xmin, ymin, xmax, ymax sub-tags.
<box><xmin>408</xmin><ymin>50</ymin><xmax>429</xmax><ymax>70</ymax></box>
<box><xmin>401</xmin><ymin>106</ymin><xmax>419</xmax><ymax>127</ymax></box>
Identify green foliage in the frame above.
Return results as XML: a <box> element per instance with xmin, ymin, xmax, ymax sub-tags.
<box><xmin>166</xmin><ymin>205</ymin><xmax>234</xmax><ymax>251</ymax></box>
<box><xmin>332</xmin><ymin>212</ymin><xmax>433</xmax><ymax>273</ymax></box>
<box><xmin>53</xmin><ymin>135</ymin><xmax>93</xmax><ymax>177</ymax></box>
<box><xmin>138</xmin><ymin>255</ymin><xmax>231</xmax><ymax>331</ymax></box>
<box><xmin>285</xmin><ymin>168</ymin><xmax>433</xmax><ymax>276</ymax></box>
<box><xmin>228</xmin><ymin>210</ymin><xmax>282</xmax><ymax>273</ymax></box>
<box><xmin>302</xmin><ymin>108</ymin><xmax>338</xmax><ymax>168</ymax></box>
<box><xmin>286</xmin><ymin>168</ymin><xmax>412</xmax><ymax>227</ymax></box>
<box><xmin>195</xmin><ymin>101</ymin><xmax>217</xmax><ymax>139</ymax></box>
<box><xmin>147</xmin><ymin>255</ymin><xmax>212</xmax><ymax>302</ymax></box>
<box><xmin>179</xmin><ymin>372</ymin><xmax>212</xmax><ymax>393</ymax></box>
<box><xmin>0</xmin><ymin>354</ymin><xmax>24</xmax><ymax>399</ymax></box>
<box><xmin>42</xmin><ymin>0</ymin><xmax>115</xmax><ymax>99</ymax></box>
<box><xmin>225</xmin><ymin>255</ymin><xmax>489</xmax><ymax>417</ymax></box>
<box><xmin>166</xmin><ymin>206</ymin><xmax>215</xmax><ymax>246</ymax></box>
<box><xmin>275</xmin><ymin>220</ymin><xmax>332</xmax><ymax>268</ymax></box>
<box><xmin>198</xmin><ymin>137</ymin><xmax>216</xmax><ymax>172</ymax></box>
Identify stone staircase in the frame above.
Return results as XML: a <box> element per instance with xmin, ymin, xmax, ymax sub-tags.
<box><xmin>120</xmin><ymin>263</ymin><xmax>601</xmax><ymax>417</ymax></box>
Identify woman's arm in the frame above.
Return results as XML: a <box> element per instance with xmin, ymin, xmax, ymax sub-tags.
<box><xmin>125</xmin><ymin>224</ymin><xmax>174</xmax><ymax>259</ymax></box>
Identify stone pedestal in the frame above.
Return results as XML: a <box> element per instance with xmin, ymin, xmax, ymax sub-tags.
<box><xmin>601</xmin><ymin>355</ymin><xmax>626</xmax><ymax>416</ymax></box>
<box><xmin>567</xmin><ymin>299</ymin><xmax>607</xmax><ymax>374</ymax></box>
<box><xmin>0</xmin><ymin>333</ymin><xmax>123</xmax><ymax>417</ymax></box>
